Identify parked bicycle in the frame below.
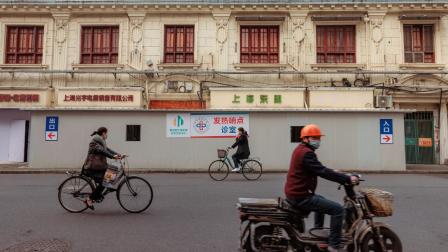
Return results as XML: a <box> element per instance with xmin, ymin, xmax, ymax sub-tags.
<box><xmin>58</xmin><ymin>157</ymin><xmax>153</xmax><ymax>213</ymax></box>
<box><xmin>208</xmin><ymin>148</ymin><xmax>262</xmax><ymax>181</ymax></box>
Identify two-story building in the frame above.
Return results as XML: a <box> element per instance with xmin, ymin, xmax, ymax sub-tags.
<box><xmin>0</xmin><ymin>0</ymin><xmax>447</xmax><ymax>169</ymax></box>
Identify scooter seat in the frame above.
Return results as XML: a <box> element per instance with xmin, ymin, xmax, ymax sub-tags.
<box><xmin>280</xmin><ymin>199</ymin><xmax>311</xmax><ymax>217</ymax></box>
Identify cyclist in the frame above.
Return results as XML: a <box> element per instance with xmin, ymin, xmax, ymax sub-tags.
<box><xmin>284</xmin><ymin>124</ymin><xmax>359</xmax><ymax>252</ymax></box>
<box><xmin>229</xmin><ymin>127</ymin><xmax>250</xmax><ymax>172</ymax></box>
<box><xmin>82</xmin><ymin>127</ymin><xmax>122</xmax><ymax>210</ymax></box>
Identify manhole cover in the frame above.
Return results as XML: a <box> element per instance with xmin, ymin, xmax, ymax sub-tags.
<box><xmin>0</xmin><ymin>239</ymin><xmax>69</xmax><ymax>252</ymax></box>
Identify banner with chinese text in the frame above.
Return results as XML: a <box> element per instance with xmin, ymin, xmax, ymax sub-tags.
<box><xmin>190</xmin><ymin>113</ymin><xmax>249</xmax><ymax>138</ymax></box>
<box><xmin>166</xmin><ymin>113</ymin><xmax>250</xmax><ymax>138</ymax></box>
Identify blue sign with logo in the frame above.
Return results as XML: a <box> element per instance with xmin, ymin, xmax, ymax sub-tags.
<box><xmin>380</xmin><ymin>119</ymin><xmax>393</xmax><ymax>144</ymax></box>
<box><xmin>45</xmin><ymin>116</ymin><xmax>59</xmax><ymax>141</ymax></box>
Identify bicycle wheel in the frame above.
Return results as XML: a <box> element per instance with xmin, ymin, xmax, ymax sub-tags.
<box><xmin>117</xmin><ymin>176</ymin><xmax>153</xmax><ymax>213</ymax></box>
<box><xmin>208</xmin><ymin>160</ymin><xmax>229</xmax><ymax>181</ymax></box>
<box><xmin>58</xmin><ymin>175</ymin><xmax>94</xmax><ymax>213</ymax></box>
<box><xmin>242</xmin><ymin>160</ymin><xmax>262</xmax><ymax>181</ymax></box>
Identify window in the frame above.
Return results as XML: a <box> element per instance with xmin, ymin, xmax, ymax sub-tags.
<box><xmin>240</xmin><ymin>26</ymin><xmax>279</xmax><ymax>64</ymax></box>
<box><xmin>291</xmin><ymin>126</ymin><xmax>304</xmax><ymax>143</ymax></box>
<box><xmin>164</xmin><ymin>25</ymin><xmax>194</xmax><ymax>63</ymax></box>
<box><xmin>126</xmin><ymin>125</ymin><xmax>141</xmax><ymax>142</ymax></box>
<box><xmin>316</xmin><ymin>25</ymin><xmax>356</xmax><ymax>63</ymax></box>
<box><xmin>5</xmin><ymin>26</ymin><xmax>44</xmax><ymax>64</ymax></box>
<box><xmin>403</xmin><ymin>24</ymin><xmax>434</xmax><ymax>63</ymax></box>
<box><xmin>80</xmin><ymin>26</ymin><xmax>119</xmax><ymax>64</ymax></box>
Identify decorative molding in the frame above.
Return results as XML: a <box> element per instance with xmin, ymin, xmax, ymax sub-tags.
<box><xmin>52</xmin><ymin>13</ymin><xmax>70</xmax><ymax>55</ymax></box>
<box><xmin>291</xmin><ymin>15</ymin><xmax>306</xmax><ymax>47</ymax></box>
<box><xmin>213</xmin><ymin>13</ymin><xmax>231</xmax><ymax>54</ymax></box>
<box><xmin>128</xmin><ymin>13</ymin><xmax>145</xmax><ymax>69</ymax></box>
<box><xmin>367</xmin><ymin>12</ymin><xmax>386</xmax><ymax>53</ymax></box>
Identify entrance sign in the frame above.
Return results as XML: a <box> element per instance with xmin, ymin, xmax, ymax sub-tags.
<box><xmin>380</xmin><ymin>119</ymin><xmax>393</xmax><ymax>144</ymax></box>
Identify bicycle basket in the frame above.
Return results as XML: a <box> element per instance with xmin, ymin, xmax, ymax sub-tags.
<box><xmin>359</xmin><ymin>188</ymin><xmax>394</xmax><ymax>217</ymax></box>
<box><xmin>217</xmin><ymin>149</ymin><xmax>227</xmax><ymax>158</ymax></box>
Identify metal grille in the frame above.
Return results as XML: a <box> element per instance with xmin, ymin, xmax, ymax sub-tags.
<box><xmin>405</xmin><ymin>111</ymin><xmax>435</xmax><ymax>164</ymax></box>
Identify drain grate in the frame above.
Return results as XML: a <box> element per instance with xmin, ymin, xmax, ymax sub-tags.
<box><xmin>0</xmin><ymin>239</ymin><xmax>70</xmax><ymax>252</ymax></box>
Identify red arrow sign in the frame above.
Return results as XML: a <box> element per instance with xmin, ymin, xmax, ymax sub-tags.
<box><xmin>382</xmin><ymin>135</ymin><xmax>391</xmax><ymax>142</ymax></box>
<box><xmin>47</xmin><ymin>132</ymin><xmax>55</xmax><ymax>139</ymax></box>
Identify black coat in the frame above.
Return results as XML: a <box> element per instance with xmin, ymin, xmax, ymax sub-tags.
<box><xmin>231</xmin><ymin>134</ymin><xmax>250</xmax><ymax>158</ymax></box>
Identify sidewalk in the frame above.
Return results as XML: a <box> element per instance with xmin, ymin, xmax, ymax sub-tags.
<box><xmin>1</xmin><ymin>163</ymin><xmax>448</xmax><ymax>174</ymax></box>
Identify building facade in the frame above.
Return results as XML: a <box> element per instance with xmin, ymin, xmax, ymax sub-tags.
<box><xmin>0</xmin><ymin>0</ymin><xmax>447</xmax><ymax>167</ymax></box>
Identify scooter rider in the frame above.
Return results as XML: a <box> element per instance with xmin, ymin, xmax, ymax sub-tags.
<box><xmin>284</xmin><ymin>124</ymin><xmax>359</xmax><ymax>252</ymax></box>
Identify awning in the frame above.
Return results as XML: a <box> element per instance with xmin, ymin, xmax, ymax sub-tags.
<box><xmin>399</xmin><ymin>14</ymin><xmax>442</xmax><ymax>20</ymax></box>
<box><xmin>235</xmin><ymin>16</ymin><xmax>285</xmax><ymax>22</ymax></box>
<box><xmin>311</xmin><ymin>14</ymin><xmax>365</xmax><ymax>22</ymax></box>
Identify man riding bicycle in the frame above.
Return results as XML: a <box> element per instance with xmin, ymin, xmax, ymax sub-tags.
<box><xmin>284</xmin><ymin>124</ymin><xmax>359</xmax><ymax>252</ymax></box>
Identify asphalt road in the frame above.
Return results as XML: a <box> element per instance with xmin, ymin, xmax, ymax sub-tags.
<box><xmin>0</xmin><ymin>173</ymin><xmax>447</xmax><ymax>252</ymax></box>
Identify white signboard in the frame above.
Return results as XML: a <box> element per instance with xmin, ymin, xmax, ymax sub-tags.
<box><xmin>166</xmin><ymin>113</ymin><xmax>191</xmax><ymax>138</ymax></box>
<box><xmin>166</xmin><ymin>113</ymin><xmax>250</xmax><ymax>138</ymax></box>
<box><xmin>190</xmin><ymin>113</ymin><xmax>249</xmax><ymax>138</ymax></box>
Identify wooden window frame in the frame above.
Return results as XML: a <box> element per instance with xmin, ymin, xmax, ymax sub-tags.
<box><xmin>316</xmin><ymin>25</ymin><xmax>356</xmax><ymax>64</ymax></box>
<box><xmin>240</xmin><ymin>25</ymin><xmax>280</xmax><ymax>64</ymax></box>
<box><xmin>5</xmin><ymin>26</ymin><xmax>44</xmax><ymax>64</ymax></box>
<box><xmin>163</xmin><ymin>25</ymin><xmax>195</xmax><ymax>64</ymax></box>
<box><xmin>80</xmin><ymin>26</ymin><xmax>119</xmax><ymax>64</ymax></box>
<box><xmin>403</xmin><ymin>24</ymin><xmax>435</xmax><ymax>64</ymax></box>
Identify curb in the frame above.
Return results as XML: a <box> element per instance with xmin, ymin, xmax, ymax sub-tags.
<box><xmin>1</xmin><ymin>169</ymin><xmax>448</xmax><ymax>174</ymax></box>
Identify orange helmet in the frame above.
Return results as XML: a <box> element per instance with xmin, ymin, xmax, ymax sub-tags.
<box><xmin>300</xmin><ymin>124</ymin><xmax>324</xmax><ymax>138</ymax></box>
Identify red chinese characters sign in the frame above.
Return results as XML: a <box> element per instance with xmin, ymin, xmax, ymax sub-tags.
<box><xmin>0</xmin><ymin>94</ymin><xmax>39</xmax><ymax>103</ymax></box>
<box><xmin>213</xmin><ymin>116</ymin><xmax>245</xmax><ymax>125</ymax></box>
<box><xmin>63</xmin><ymin>95</ymin><xmax>134</xmax><ymax>102</ymax></box>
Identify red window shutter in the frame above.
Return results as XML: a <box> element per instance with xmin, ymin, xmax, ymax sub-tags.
<box><xmin>186</xmin><ymin>27</ymin><xmax>194</xmax><ymax>53</ymax></box>
<box><xmin>269</xmin><ymin>27</ymin><xmax>279</xmax><ymax>53</ymax></box>
<box><xmin>241</xmin><ymin>28</ymin><xmax>249</xmax><ymax>53</ymax></box>
<box><xmin>80</xmin><ymin>26</ymin><xmax>119</xmax><ymax>64</ymax></box>
<box><xmin>423</xmin><ymin>25</ymin><xmax>434</xmax><ymax>52</ymax></box>
<box><xmin>403</xmin><ymin>24</ymin><xmax>434</xmax><ymax>63</ymax></box>
<box><xmin>164</xmin><ymin>25</ymin><xmax>194</xmax><ymax>64</ymax></box>
<box><xmin>5</xmin><ymin>26</ymin><xmax>43</xmax><ymax>64</ymax></box>
<box><xmin>240</xmin><ymin>26</ymin><xmax>279</xmax><ymax>64</ymax></box>
<box><xmin>316</xmin><ymin>25</ymin><xmax>356</xmax><ymax>64</ymax></box>
<box><xmin>412</xmin><ymin>26</ymin><xmax>422</xmax><ymax>52</ymax></box>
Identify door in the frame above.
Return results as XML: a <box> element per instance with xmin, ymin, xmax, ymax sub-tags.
<box><xmin>8</xmin><ymin>120</ymin><xmax>26</xmax><ymax>162</ymax></box>
<box><xmin>405</xmin><ymin>112</ymin><xmax>435</xmax><ymax>164</ymax></box>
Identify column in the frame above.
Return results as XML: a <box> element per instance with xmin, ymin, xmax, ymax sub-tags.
<box><xmin>439</xmin><ymin>103</ymin><xmax>448</xmax><ymax>164</ymax></box>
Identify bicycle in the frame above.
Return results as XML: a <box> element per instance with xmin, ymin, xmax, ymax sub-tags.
<box><xmin>58</xmin><ymin>157</ymin><xmax>153</xmax><ymax>213</ymax></box>
<box><xmin>208</xmin><ymin>148</ymin><xmax>262</xmax><ymax>181</ymax></box>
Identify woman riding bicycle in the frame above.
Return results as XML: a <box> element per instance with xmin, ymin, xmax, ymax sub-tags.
<box><xmin>83</xmin><ymin>127</ymin><xmax>122</xmax><ymax>210</ymax></box>
<box><xmin>229</xmin><ymin>127</ymin><xmax>250</xmax><ymax>172</ymax></box>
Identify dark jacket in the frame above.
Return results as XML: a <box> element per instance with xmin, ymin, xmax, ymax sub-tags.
<box><xmin>284</xmin><ymin>143</ymin><xmax>351</xmax><ymax>199</ymax></box>
<box><xmin>231</xmin><ymin>133</ymin><xmax>250</xmax><ymax>158</ymax></box>
<box><xmin>85</xmin><ymin>135</ymin><xmax>117</xmax><ymax>171</ymax></box>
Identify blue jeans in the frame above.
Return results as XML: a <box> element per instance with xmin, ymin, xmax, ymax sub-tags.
<box><xmin>288</xmin><ymin>194</ymin><xmax>345</xmax><ymax>248</ymax></box>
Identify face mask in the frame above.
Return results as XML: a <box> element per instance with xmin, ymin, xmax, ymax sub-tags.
<box><xmin>308</xmin><ymin>139</ymin><xmax>321</xmax><ymax>149</ymax></box>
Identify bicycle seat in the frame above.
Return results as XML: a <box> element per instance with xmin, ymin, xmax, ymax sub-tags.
<box><xmin>280</xmin><ymin>199</ymin><xmax>311</xmax><ymax>217</ymax></box>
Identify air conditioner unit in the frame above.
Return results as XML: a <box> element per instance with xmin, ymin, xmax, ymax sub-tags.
<box><xmin>375</xmin><ymin>95</ymin><xmax>393</xmax><ymax>108</ymax></box>
<box><xmin>178</xmin><ymin>82</ymin><xmax>194</xmax><ymax>93</ymax></box>
<box><xmin>166</xmin><ymin>81</ymin><xmax>179</xmax><ymax>91</ymax></box>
